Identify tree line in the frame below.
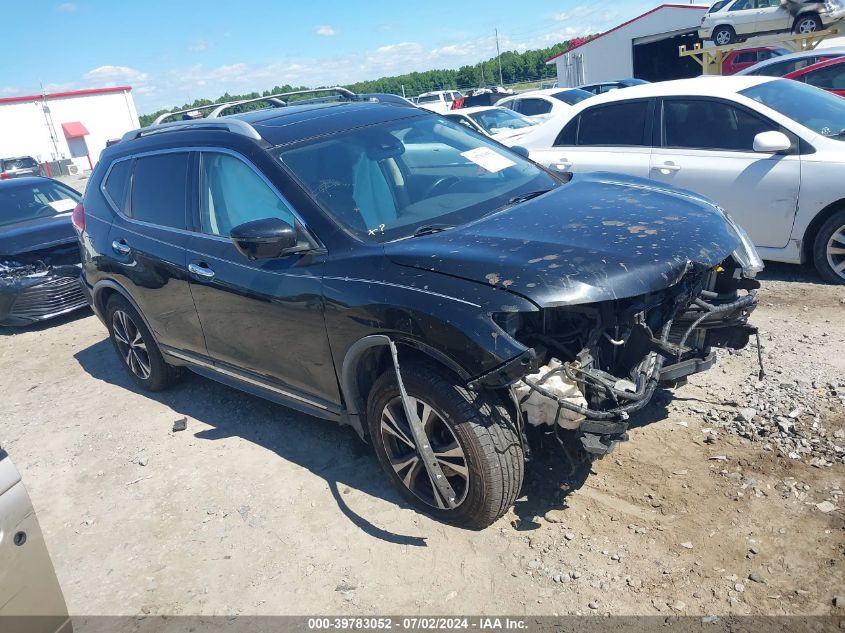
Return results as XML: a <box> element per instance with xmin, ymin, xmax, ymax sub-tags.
<box><xmin>139</xmin><ymin>37</ymin><xmax>589</xmax><ymax>127</ymax></box>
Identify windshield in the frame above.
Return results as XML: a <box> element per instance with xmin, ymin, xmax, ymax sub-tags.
<box><xmin>0</xmin><ymin>180</ymin><xmax>80</xmax><ymax>227</ymax></box>
<box><xmin>278</xmin><ymin>115</ymin><xmax>558</xmax><ymax>243</ymax></box>
<box><xmin>740</xmin><ymin>79</ymin><xmax>845</xmax><ymax>139</ymax></box>
<box><xmin>468</xmin><ymin>108</ymin><xmax>534</xmax><ymax>134</ymax></box>
<box><xmin>552</xmin><ymin>89</ymin><xmax>593</xmax><ymax>105</ymax></box>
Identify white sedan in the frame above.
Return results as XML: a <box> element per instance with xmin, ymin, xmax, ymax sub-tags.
<box><xmin>508</xmin><ymin>76</ymin><xmax>845</xmax><ymax>283</ymax></box>
<box><xmin>443</xmin><ymin>106</ymin><xmax>537</xmax><ymax>143</ymax></box>
<box><xmin>699</xmin><ymin>0</ymin><xmax>845</xmax><ymax>46</ymax></box>
<box><xmin>496</xmin><ymin>88</ymin><xmax>594</xmax><ymax>122</ymax></box>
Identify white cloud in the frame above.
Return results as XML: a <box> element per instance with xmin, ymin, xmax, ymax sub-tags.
<box><xmin>315</xmin><ymin>25</ymin><xmax>337</xmax><ymax>37</ymax></box>
<box><xmin>57</xmin><ymin>2</ymin><xmax>77</xmax><ymax>12</ymax></box>
<box><xmin>552</xmin><ymin>5</ymin><xmax>593</xmax><ymax>22</ymax></box>
<box><xmin>83</xmin><ymin>65</ymin><xmax>150</xmax><ymax>84</ymax></box>
<box><xmin>189</xmin><ymin>39</ymin><xmax>212</xmax><ymax>52</ymax></box>
<box><xmin>0</xmin><ymin>86</ymin><xmax>21</xmax><ymax>96</ymax></box>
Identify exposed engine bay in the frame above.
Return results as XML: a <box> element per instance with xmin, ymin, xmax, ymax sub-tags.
<box><xmin>504</xmin><ymin>258</ymin><xmax>760</xmax><ymax>459</ymax></box>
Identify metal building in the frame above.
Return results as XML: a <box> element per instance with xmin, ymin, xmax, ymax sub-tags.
<box><xmin>547</xmin><ymin>4</ymin><xmax>710</xmax><ymax>87</ymax></box>
<box><xmin>0</xmin><ymin>86</ymin><xmax>139</xmax><ymax>174</ymax></box>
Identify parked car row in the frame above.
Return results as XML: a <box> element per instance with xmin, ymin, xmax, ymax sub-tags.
<box><xmin>503</xmin><ymin>75</ymin><xmax>845</xmax><ymax>283</ymax></box>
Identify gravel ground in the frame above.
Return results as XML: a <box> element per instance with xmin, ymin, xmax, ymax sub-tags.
<box><xmin>0</xmin><ymin>263</ymin><xmax>842</xmax><ymax>617</ymax></box>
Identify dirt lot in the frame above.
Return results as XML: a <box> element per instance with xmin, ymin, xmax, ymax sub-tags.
<box><xmin>0</xmin><ymin>264</ymin><xmax>842</xmax><ymax>617</ymax></box>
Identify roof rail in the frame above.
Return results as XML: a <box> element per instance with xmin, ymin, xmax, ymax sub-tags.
<box><xmin>152</xmin><ymin>101</ymin><xmax>243</xmax><ymax>125</ymax></box>
<box><xmin>207</xmin><ymin>87</ymin><xmax>358</xmax><ymax>118</ymax></box>
<box><xmin>121</xmin><ymin>118</ymin><xmax>263</xmax><ymax>143</ymax></box>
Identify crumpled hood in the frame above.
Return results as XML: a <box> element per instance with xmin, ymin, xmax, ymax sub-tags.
<box><xmin>0</xmin><ymin>214</ymin><xmax>76</xmax><ymax>257</ymax></box>
<box><xmin>386</xmin><ymin>172</ymin><xmax>742</xmax><ymax>307</ymax></box>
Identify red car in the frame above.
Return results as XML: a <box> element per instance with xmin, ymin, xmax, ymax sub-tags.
<box><xmin>722</xmin><ymin>46</ymin><xmax>790</xmax><ymax>76</ymax></box>
<box><xmin>784</xmin><ymin>56</ymin><xmax>845</xmax><ymax>97</ymax></box>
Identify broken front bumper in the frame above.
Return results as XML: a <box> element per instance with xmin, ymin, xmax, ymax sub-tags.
<box><xmin>479</xmin><ymin>262</ymin><xmax>760</xmax><ymax>459</ymax></box>
<box><xmin>0</xmin><ymin>265</ymin><xmax>87</xmax><ymax>326</ymax></box>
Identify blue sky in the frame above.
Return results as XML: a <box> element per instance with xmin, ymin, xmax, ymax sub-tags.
<box><xmin>2</xmin><ymin>1</ymin><xmax>657</xmax><ymax>113</ymax></box>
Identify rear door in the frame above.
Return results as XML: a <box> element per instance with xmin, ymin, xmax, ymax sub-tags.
<box><xmin>105</xmin><ymin>151</ymin><xmax>207</xmax><ymax>356</ymax></box>
<box><xmin>649</xmin><ymin>97</ymin><xmax>800</xmax><ymax>248</ymax></box>
<box><xmin>529</xmin><ymin>99</ymin><xmax>653</xmax><ymax>178</ymax></box>
<box><xmin>185</xmin><ymin>149</ymin><xmax>339</xmax><ymax>408</ymax></box>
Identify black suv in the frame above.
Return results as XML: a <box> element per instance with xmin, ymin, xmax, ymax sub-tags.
<box><xmin>76</xmin><ymin>97</ymin><xmax>762</xmax><ymax>528</ymax></box>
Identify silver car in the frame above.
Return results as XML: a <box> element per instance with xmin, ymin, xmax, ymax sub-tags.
<box><xmin>0</xmin><ymin>157</ymin><xmax>41</xmax><ymax>180</ymax></box>
<box><xmin>0</xmin><ymin>447</ymin><xmax>71</xmax><ymax>633</ymax></box>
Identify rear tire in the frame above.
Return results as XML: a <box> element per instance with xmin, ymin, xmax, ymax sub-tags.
<box><xmin>812</xmin><ymin>208</ymin><xmax>845</xmax><ymax>284</ymax></box>
<box><xmin>106</xmin><ymin>294</ymin><xmax>184</xmax><ymax>391</ymax></box>
<box><xmin>712</xmin><ymin>25</ymin><xmax>736</xmax><ymax>45</ymax></box>
<box><xmin>367</xmin><ymin>361</ymin><xmax>524</xmax><ymax>529</ymax></box>
<box><xmin>794</xmin><ymin>13</ymin><xmax>822</xmax><ymax>35</ymax></box>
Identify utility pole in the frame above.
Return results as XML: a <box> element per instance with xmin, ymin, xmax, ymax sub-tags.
<box><xmin>479</xmin><ymin>60</ymin><xmax>484</xmax><ymax>86</ymax></box>
<box><xmin>495</xmin><ymin>28</ymin><xmax>504</xmax><ymax>87</ymax></box>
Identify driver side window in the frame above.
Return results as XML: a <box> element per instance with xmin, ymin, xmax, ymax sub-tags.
<box><xmin>199</xmin><ymin>152</ymin><xmax>295</xmax><ymax>237</ymax></box>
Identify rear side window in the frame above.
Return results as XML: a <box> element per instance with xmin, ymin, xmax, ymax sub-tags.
<box><xmin>577</xmin><ymin>101</ymin><xmax>649</xmax><ymax>146</ymax></box>
<box><xmin>801</xmin><ymin>63</ymin><xmax>845</xmax><ymax>90</ymax></box>
<box><xmin>103</xmin><ymin>159</ymin><xmax>131</xmax><ymax>214</ymax></box>
<box><xmin>662</xmin><ymin>99</ymin><xmax>774</xmax><ymax>151</ymax></box>
<box><xmin>553</xmin><ymin>119</ymin><xmax>578</xmax><ymax>146</ymax></box>
<box><xmin>128</xmin><ymin>153</ymin><xmax>189</xmax><ymax>229</ymax></box>
<box><xmin>519</xmin><ymin>99</ymin><xmax>552</xmax><ymax>116</ymax></box>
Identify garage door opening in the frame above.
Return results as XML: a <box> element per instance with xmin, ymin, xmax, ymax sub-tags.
<box><xmin>633</xmin><ymin>31</ymin><xmax>703</xmax><ymax>82</ymax></box>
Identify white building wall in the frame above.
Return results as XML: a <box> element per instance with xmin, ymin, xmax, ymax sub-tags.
<box><xmin>553</xmin><ymin>6</ymin><xmax>709</xmax><ymax>87</ymax></box>
<box><xmin>0</xmin><ymin>89</ymin><xmax>139</xmax><ymax>171</ymax></box>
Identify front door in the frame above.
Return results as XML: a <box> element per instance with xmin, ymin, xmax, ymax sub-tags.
<box><xmin>186</xmin><ymin>150</ymin><xmax>339</xmax><ymax>407</ymax></box>
<box><xmin>723</xmin><ymin>0</ymin><xmax>759</xmax><ymax>37</ymax></box>
<box><xmin>649</xmin><ymin>98</ymin><xmax>801</xmax><ymax>249</ymax></box>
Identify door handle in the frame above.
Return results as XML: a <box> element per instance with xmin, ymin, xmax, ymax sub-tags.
<box><xmin>653</xmin><ymin>163</ymin><xmax>681</xmax><ymax>173</ymax></box>
<box><xmin>188</xmin><ymin>262</ymin><xmax>215</xmax><ymax>279</ymax></box>
<box><xmin>551</xmin><ymin>159</ymin><xmax>572</xmax><ymax>170</ymax></box>
<box><xmin>111</xmin><ymin>239</ymin><xmax>130</xmax><ymax>255</ymax></box>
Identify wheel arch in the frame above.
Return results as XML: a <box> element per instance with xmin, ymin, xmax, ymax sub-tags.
<box><xmin>793</xmin><ymin>11</ymin><xmax>821</xmax><ymax>29</ymax></box>
<box><xmin>801</xmin><ymin>198</ymin><xmax>845</xmax><ymax>263</ymax></box>
<box><xmin>339</xmin><ymin>334</ymin><xmax>471</xmax><ymax>440</ymax></box>
<box><xmin>91</xmin><ymin>280</ymin><xmax>154</xmax><ymax>336</ymax></box>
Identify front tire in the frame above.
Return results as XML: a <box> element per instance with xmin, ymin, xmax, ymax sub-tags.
<box><xmin>712</xmin><ymin>25</ymin><xmax>736</xmax><ymax>46</ymax></box>
<box><xmin>106</xmin><ymin>294</ymin><xmax>184</xmax><ymax>391</ymax></box>
<box><xmin>794</xmin><ymin>13</ymin><xmax>823</xmax><ymax>35</ymax></box>
<box><xmin>812</xmin><ymin>208</ymin><xmax>845</xmax><ymax>284</ymax></box>
<box><xmin>367</xmin><ymin>361</ymin><xmax>524</xmax><ymax>529</ymax></box>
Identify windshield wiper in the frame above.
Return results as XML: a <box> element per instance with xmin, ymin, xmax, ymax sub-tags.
<box><xmin>411</xmin><ymin>223</ymin><xmax>455</xmax><ymax>237</ymax></box>
<box><xmin>497</xmin><ymin>189</ymin><xmax>552</xmax><ymax>211</ymax></box>
<box><xmin>829</xmin><ymin>128</ymin><xmax>845</xmax><ymax>138</ymax></box>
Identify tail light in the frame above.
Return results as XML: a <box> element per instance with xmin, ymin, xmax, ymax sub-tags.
<box><xmin>0</xmin><ymin>172</ymin><xmax>9</xmax><ymax>180</ymax></box>
<box><xmin>72</xmin><ymin>202</ymin><xmax>86</xmax><ymax>232</ymax></box>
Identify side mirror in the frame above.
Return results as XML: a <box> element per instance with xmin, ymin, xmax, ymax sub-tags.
<box><xmin>753</xmin><ymin>131</ymin><xmax>791</xmax><ymax>153</ymax></box>
<box><xmin>511</xmin><ymin>145</ymin><xmax>530</xmax><ymax>158</ymax></box>
<box><xmin>229</xmin><ymin>217</ymin><xmax>301</xmax><ymax>260</ymax></box>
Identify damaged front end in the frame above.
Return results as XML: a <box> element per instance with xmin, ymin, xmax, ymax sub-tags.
<box><xmin>0</xmin><ymin>245</ymin><xmax>87</xmax><ymax>326</ymax></box>
<box><xmin>474</xmin><ymin>257</ymin><xmax>760</xmax><ymax>460</ymax></box>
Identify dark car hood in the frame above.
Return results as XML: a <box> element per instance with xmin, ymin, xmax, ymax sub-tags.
<box><xmin>0</xmin><ymin>213</ymin><xmax>76</xmax><ymax>257</ymax></box>
<box><xmin>386</xmin><ymin>173</ymin><xmax>742</xmax><ymax>307</ymax></box>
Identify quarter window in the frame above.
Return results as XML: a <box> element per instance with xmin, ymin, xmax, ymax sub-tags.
<box><xmin>577</xmin><ymin>101</ymin><xmax>649</xmax><ymax>146</ymax></box>
<box><xmin>662</xmin><ymin>99</ymin><xmax>774</xmax><ymax>151</ymax></box>
<box><xmin>103</xmin><ymin>159</ymin><xmax>131</xmax><ymax>214</ymax></box>
<box><xmin>199</xmin><ymin>152</ymin><xmax>295</xmax><ymax>237</ymax></box>
<box><xmin>128</xmin><ymin>153</ymin><xmax>189</xmax><ymax>229</ymax></box>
